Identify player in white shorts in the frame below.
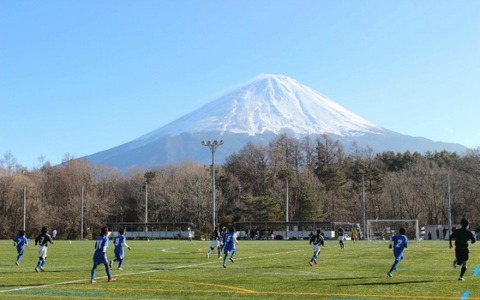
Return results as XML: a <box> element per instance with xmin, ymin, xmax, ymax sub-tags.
<box><xmin>34</xmin><ymin>226</ymin><xmax>54</xmax><ymax>272</ymax></box>
<box><xmin>207</xmin><ymin>226</ymin><xmax>221</xmax><ymax>258</ymax></box>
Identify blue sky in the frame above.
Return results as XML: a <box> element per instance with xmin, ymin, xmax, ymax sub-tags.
<box><xmin>1</xmin><ymin>1</ymin><xmax>479</xmax><ymax>169</ymax></box>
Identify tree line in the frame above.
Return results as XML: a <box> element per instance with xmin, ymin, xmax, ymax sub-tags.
<box><xmin>1</xmin><ymin>134</ymin><xmax>480</xmax><ymax>239</ymax></box>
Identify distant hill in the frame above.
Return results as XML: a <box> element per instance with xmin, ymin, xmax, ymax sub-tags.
<box><xmin>83</xmin><ymin>74</ymin><xmax>467</xmax><ymax>171</ymax></box>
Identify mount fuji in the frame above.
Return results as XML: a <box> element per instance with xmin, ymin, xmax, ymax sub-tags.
<box><xmin>84</xmin><ymin>74</ymin><xmax>467</xmax><ymax>171</ymax></box>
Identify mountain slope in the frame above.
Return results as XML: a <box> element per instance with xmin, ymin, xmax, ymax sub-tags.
<box><xmin>84</xmin><ymin>74</ymin><xmax>467</xmax><ymax>171</ymax></box>
<box><xmin>134</xmin><ymin>74</ymin><xmax>384</xmax><ymax>145</ymax></box>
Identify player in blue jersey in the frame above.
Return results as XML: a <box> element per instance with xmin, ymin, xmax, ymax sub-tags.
<box><xmin>222</xmin><ymin>227</ymin><xmax>238</xmax><ymax>268</ymax></box>
<box><xmin>207</xmin><ymin>226</ymin><xmax>221</xmax><ymax>258</ymax></box>
<box><xmin>450</xmin><ymin>218</ymin><xmax>476</xmax><ymax>281</ymax></box>
<box><xmin>13</xmin><ymin>230</ymin><xmax>28</xmax><ymax>265</ymax></box>
<box><xmin>387</xmin><ymin>228</ymin><xmax>408</xmax><ymax>277</ymax></box>
<box><xmin>91</xmin><ymin>226</ymin><xmax>116</xmax><ymax>284</ymax></box>
<box><xmin>34</xmin><ymin>226</ymin><xmax>54</xmax><ymax>272</ymax></box>
<box><xmin>109</xmin><ymin>228</ymin><xmax>131</xmax><ymax>270</ymax></box>
<box><xmin>309</xmin><ymin>229</ymin><xmax>324</xmax><ymax>266</ymax></box>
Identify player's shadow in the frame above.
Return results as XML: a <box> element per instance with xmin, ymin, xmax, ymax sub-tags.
<box><xmin>36</xmin><ymin>270</ymin><xmax>63</xmax><ymax>273</ymax></box>
<box><xmin>307</xmin><ymin>277</ymin><xmax>371</xmax><ymax>281</ymax></box>
<box><xmin>337</xmin><ymin>280</ymin><xmax>434</xmax><ymax>286</ymax></box>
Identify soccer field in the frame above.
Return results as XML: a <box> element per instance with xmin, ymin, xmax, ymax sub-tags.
<box><xmin>0</xmin><ymin>238</ymin><xmax>478</xmax><ymax>299</ymax></box>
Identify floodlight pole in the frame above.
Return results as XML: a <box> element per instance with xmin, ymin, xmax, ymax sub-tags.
<box><xmin>202</xmin><ymin>140</ymin><xmax>223</xmax><ymax>230</ymax></box>
<box><xmin>361</xmin><ymin>175</ymin><xmax>366</xmax><ymax>240</ymax></box>
<box><xmin>447</xmin><ymin>173</ymin><xmax>451</xmax><ymax>239</ymax></box>
<box><xmin>81</xmin><ymin>185</ymin><xmax>84</xmax><ymax>240</ymax></box>
<box><xmin>23</xmin><ymin>187</ymin><xmax>26</xmax><ymax>231</ymax></box>
<box><xmin>285</xmin><ymin>177</ymin><xmax>289</xmax><ymax>237</ymax></box>
<box><xmin>145</xmin><ymin>181</ymin><xmax>148</xmax><ymax>232</ymax></box>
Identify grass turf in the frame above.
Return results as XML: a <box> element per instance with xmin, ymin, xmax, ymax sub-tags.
<box><xmin>0</xmin><ymin>238</ymin><xmax>478</xmax><ymax>299</ymax></box>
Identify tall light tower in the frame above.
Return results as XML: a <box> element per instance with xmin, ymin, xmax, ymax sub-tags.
<box><xmin>23</xmin><ymin>187</ymin><xmax>26</xmax><ymax>231</ymax></box>
<box><xmin>202</xmin><ymin>140</ymin><xmax>223</xmax><ymax>230</ymax></box>
<box><xmin>145</xmin><ymin>181</ymin><xmax>148</xmax><ymax>231</ymax></box>
<box><xmin>447</xmin><ymin>173</ymin><xmax>451</xmax><ymax>239</ymax></box>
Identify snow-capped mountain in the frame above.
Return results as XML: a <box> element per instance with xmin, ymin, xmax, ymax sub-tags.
<box><xmin>84</xmin><ymin>74</ymin><xmax>467</xmax><ymax>171</ymax></box>
<box><xmin>138</xmin><ymin>74</ymin><xmax>383</xmax><ymax>140</ymax></box>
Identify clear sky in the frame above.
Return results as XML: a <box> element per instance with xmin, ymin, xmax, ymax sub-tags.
<box><xmin>1</xmin><ymin>1</ymin><xmax>479</xmax><ymax>169</ymax></box>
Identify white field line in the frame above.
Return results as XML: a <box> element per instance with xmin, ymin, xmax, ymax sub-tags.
<box><xmin>0</xmin><ymin>249</ymin><xmax>304</xmax><ymax>294</ymax></box>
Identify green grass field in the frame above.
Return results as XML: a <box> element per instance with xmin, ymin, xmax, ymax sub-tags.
<box><xmin>0</xmin><ymin>238</ymin><xmax>478</xmax><ymax>299</ymax></box>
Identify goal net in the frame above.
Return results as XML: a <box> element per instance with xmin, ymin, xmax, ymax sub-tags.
<box><xmin>366</xmin><ymin>219</ymin><xmax>419</xmax><ymax>241</ymax></box>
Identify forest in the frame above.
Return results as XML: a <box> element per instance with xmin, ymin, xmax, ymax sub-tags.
<box><xmin>1</xmin><ymin>134</ymin><xmax>480</xmax><ymax>240</ymax></box>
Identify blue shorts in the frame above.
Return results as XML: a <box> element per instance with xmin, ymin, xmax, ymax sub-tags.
<box><xmin>393</xmin><ymin>250</ymin><xmax>404</xmax><ymax>261</ymax></box>
<box><xmin>114</xmin><ymin>247</ymin><xmax>125</xmax><ymax>260</ymax></box>
<box><xmin>223</xmin><ymin>245</ymin><xmax>236</xmax><ymax>255</ymax></box>
<box><xmin>93</xmin><ymin>251</ymin><xmax>108</xmax><ymax>266</ymax></box>
<box><xmin>17</xmin><ymin>246</ymin><xmax>25</xmax><ymax>256</ymax></box>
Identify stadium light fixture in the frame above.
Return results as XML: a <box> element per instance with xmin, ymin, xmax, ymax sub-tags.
<box><xmin>201</xmin><ymin>140</ymin><xmax>223</xmax><ymax>230</ymax></box>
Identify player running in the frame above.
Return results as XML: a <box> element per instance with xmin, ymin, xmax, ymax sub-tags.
<box><xmin>387</xmin><ymin>228</ymin><xmax>408</xmax><ymax>277</ymax></box>
<box><xmin>222</xmin><ymin>227</ymin><xmax>238</xmax><ymax>268</ymax></box>
<box><xmin>110</xmin><ymin>228</ymin><xmax>131</xmax><ymax>270</ymax></box>
<box><xmin>207</xmin><ymin>226</ymin><xmax>221</xmax><ymax>259</ymax></box>
<box><xmin>218</xmin><ymin>226</ymin><xmax>227</xmax><ymax>259</ymax></box>
<box><xmin>450</xmin><ymin>218</ymin><xmax>476</xmax><ymax>281</ymax></box>
<box><xmin>309</xmin><ymin>229</ymin><xmax>324</xmax><ymax>266</ymax></box>
<box><xmin>13</xmin><ymin>230</ymin><xmax>28</xmax><ymax>265</ymax></box>
<box><xmin>34</xmin><ymin>226</ymin><xmax>54</xmax><ymax>272</ymax></box>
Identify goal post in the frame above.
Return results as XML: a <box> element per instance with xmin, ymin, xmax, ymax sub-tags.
<box><xmin>366</xmin><ymin>219</ymin><xmax>419</xmax><ymax>241</ymax></box>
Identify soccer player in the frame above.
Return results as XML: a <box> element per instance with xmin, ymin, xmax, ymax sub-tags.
<box><xmin>309</xmin><ymin>229</ymin><xmax>324</xmax><ymax>266</ymax></box>
<box><xmin>13</xmin><ymin>230</ymin><xmax>28</xmax><ymax>265</ymax></box>
<box><xmin>110</xmin><ymin>228</ymin><xmax>131</xmax><ymax>270</ymax></box>
<box><xmin>188</xmin><ymin>227</ymin><xmax>193</xmax><ymax>242</ymax></box>
<box><xmin>222</xmin><ymin>227</ymin><xmax>238</xmax><ymax>268</ymax></box>
<box><xmin>218</xmin><ymin>226</ymin><xmax>227</xmax><ymax>259</ymax></box>
<box><xmin>91</xmin><ymin>226</ymin><xmax>116</xmax><ymax>284</ymax></box>
<box><xmin>34</xmin><ymin>226</ymin><xmax>54</xmax><ymax>272</ymax></box>
<box><xmin>387</xmin><ymin>227</ymin><xmax>408</xmax><ymax>277</ymax></box>
<box><xmin>207</xmin><ymin>226</ymin><xmax>221</xmax><ymax>258</ymax></box>
<box><xmin>352</xmin><ymin>226</ymin><xmax>359</xmax><ymax>243</ymax></box>
<box><xmin>338</xmin><ymin>227</ymin><xmax>345</xmax><ymax>249</ymax></box>
<box><xmin>449</xmin><ymin>218</ymin><xmax>476</xmax><ymax>281</ymax></box>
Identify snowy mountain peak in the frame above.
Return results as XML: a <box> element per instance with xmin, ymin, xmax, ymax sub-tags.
<box><xmin>137</xmin><ymin>74</ymin><xmax>384</xmax><ymax>144</ymax></box>
<box><xmin>85</xmin><ymin>74</ymin><xmax>467</xmax><ymax>170</ymax></box>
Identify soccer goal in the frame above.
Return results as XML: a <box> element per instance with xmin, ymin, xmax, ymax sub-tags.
<box><xmin>366</xmin><ymin>219</ymin><xmax>419</xmax><ymax>241</ymax></box>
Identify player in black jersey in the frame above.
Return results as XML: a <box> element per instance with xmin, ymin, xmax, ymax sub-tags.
<box><xmin>219</xmin><ymin>227</ymin><xmax>227</xmax><ymax>258</ymax></box>
<box><xmin>34</xmin><ymin>226</ymin><xmax>54</xmax><ymax>272</ymax></box>
<box><xmin>207</xmin><ymin>226</ymin><xmax>221</xmax><ymax>258</ymax></box>
<box><xmin>309</xmin><ymin>229</ymin><xmax>324</xmax><ymax>266</ymax></box>
<box><xmin>450</xmin><ymin>218</ymin><xmax>476</xmax><ymax>281</ymax></box>
<box><xmin>338</xmin><ymin>227</ymin><xmax>345</xmax><ymax>249</ymax></box>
